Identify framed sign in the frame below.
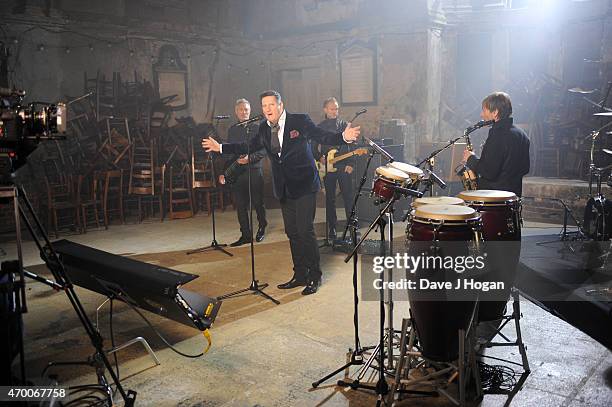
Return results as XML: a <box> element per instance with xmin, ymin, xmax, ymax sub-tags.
<box><xmin>153</xmin><ymin>45</ymin><xmax>189</xmax><ymax>111</ymax></box>
<box><xmin>339</xmin><ymin>40</ymin><xmax>377</xmax><ymax>106</ymax></box>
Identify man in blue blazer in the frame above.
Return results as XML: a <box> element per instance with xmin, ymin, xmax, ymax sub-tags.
<box><xmin>203</xmin><ymin>90</ymin><xmax>360</xmax><ymax>295</ymax></box>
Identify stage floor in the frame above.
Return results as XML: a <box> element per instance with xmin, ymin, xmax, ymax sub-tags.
<box><xmin>2</xmin><ymin>210</ymin><xmax>611</xmax><ymax>406</ymax></box>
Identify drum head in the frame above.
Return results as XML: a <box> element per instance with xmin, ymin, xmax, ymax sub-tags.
<box><xmin>388</xmin><ymin>162</ymin><xmax>424</xmax><ymax>178</ymax></box>
<box><xmin>414</xmin><ymin>204</ymin><xmax>479</xmax><ymax>221</ymax></box>
<box><xmin>375</xmin><ymin>166</ymin><xmax>409</xmax><ymax>181</ymax></box>
<box><xmin>457</xmin><ymin>189</ymin><xmax>518</xmax><ymax>203</ymax></box>
<box><xmin>412</xmin><ymin>196</ymin><xmax>465</xmax><ymax>208</ymax></box>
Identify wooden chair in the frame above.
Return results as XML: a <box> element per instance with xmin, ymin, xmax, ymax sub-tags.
<box><xmin>102</xmin><ymin>169</ymin><xmax>125</xmax><ymax>226</ymax></box>
<box><xmin>128</xmin><ymin>139</ymin><xmax>164</xmax><ymax>221</ymax></box>
<box><xmin>76</xmin><ymin>173</ymin><xmax>105</xmax><ymax>232</ymax></box>
<box><xmin>42</xmin><ymin>174</ymin><xmax>79</xmax><ymax>237</ymax></box>
<box><xmin>190</xmin><ymin>136</ymin><xmax>223</xmax><ymax>215</ymax></box>
<box><xmin>168</xmin><ymin>163</ymin><xmax>194</xmax><ymax>219</ymax></box>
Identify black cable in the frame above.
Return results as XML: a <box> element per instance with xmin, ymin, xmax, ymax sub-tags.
<box><xmin>122</xmin><ymin>298</ymin><xmax>204</xmax><ymax>358</ymax></box>
<box><xmin>478</xmin><ymin>361</ymin><xmax>518</xmax><ymax>392</ymax></box>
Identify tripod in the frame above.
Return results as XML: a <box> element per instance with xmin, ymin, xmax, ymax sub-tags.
<box><xmin>1</xmin><ymin>183</ymin><xmax>136</xmax><ymax>405</ymax></box>
<box><xmin>187</xmin><ymin>136</ymin><xmax>232</xmax><ymax>257</ymax></box>
<box><xmin>217</xmin><ymin>122</ymin><xmax>279</xmax><ymax>305</ymax></box>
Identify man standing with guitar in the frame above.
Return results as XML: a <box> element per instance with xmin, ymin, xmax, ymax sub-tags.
<box><xmin>313</xmin><ymin>97</ymin><xmax>356</xmax><ymax>241</ymax></box>
<box><xmin>220</xmin><ymin>98</ymin><xmax>267</xmax><ymax>246</ymax></box>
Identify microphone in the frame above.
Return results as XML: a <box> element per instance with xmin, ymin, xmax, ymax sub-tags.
<box><xmin>213</xmin><ymin>115</ymin><xmax>230</xmax><ymax>120</ymax></box>
<box><xmin>232</xmin><ymin>114</ymin><xmax>263</xmax><ymax>127</ymax></box>
<box><xmin>427</xmin><ymin>169</ymin><xmax>447</xmax><ymax>189</ymax></box>
<box><xmin>364</xmin><ymin>137</ymin><xmax>394</xmax><ymax>162</ymax></box>
<box><xmin>0</xmin><ymin>87</ymin><xmax>26</xmax><ymax>97</ymax></box>
<box><xmin>467</xmin><ymin>120</ymin><xmax>494</xmax><ymax>132</ymax></box>
<box><xmin>391</xmin><ymin>185</ymin><xmax>424</xmax><ymax>198</ymax></box>
<box><xmin>349</xmin><ymin>109</ymin><xmax>367</xmax><ymax>122</ymax></box>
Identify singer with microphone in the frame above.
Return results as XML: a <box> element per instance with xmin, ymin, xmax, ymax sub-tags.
<box><xmin>203</xmin><ymin>90</ymin><xmax>360</xmax><ymax>295</ymax></box>
<box><xmin>311</xmin><ymin>97</ymin><xmax>356</xmax><ymax>242</ymax></box>
<box><xmin>219</xmin><ymin>98</ymin><xmax>268</xmax><ymax>247</ymax></box>
<box><xmin>462</xmin><ymin>92</ymin><xmax>530</xmax><ymax>197</ymax></box>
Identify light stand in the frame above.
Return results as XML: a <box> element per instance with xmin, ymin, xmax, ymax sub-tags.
<box><xmin>187</xmin><ymin>118</ymin><xmax>232</xmax><ymax>257</ymax></box>
<box><xmin>1</xmin><ymin>183</ymin><xmax>136</xmax><ymax>406</ymax></box>
<box><xmin>217</xmin><ymin>122</ymin><xmax>279</xmax><ymax>305</ymax></box>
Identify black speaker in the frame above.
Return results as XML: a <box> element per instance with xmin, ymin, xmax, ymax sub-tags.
<box><xmin>52</xmin><ymin>240</ymin><xmax>221</xmax><ymax>331</ymax></box>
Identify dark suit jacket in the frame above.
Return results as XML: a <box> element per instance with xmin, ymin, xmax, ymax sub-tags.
<box><xmin>223</xmin><ymin>122</ymin><xmax>265</xmax><ymax>171</ymax></box>
<box><xmin>466</xmin><ymin>117</ymin><xmax>530</xmax><ymax>196</ymax></box>
<box><xmin>222</xmin><ymin>112</ymin><xmax>346</xmax><ymax>199</ymax></box>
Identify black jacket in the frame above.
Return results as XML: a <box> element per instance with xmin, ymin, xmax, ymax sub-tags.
<box><xmin>312</xmin><ymin>118</ymin><xmax>354</xmax><ymax>169</ymax></box>
<box><xmin>466</xmin><ymin>117</ymin><xmax>530</xmax><ymax>196</ymax></box>
<box><xmin>222</xmin><ymin>112</ymin><xmax>346</xmax><ymax>199</ymax></box>
<box><xmin>224</xmin><ymin>122</ymin><xmax>265</xmax><ymax>170</ymax></box>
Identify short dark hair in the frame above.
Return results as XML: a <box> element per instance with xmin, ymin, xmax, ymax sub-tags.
<box><xmin>259</xmin><ymin>90</ymin><xmax>282</xmax><ymax>103</ymax></box>
<box><xmin>482</xmin><ymin>92</ymin><xmax>512</xmax><ymax>119</ymax></box>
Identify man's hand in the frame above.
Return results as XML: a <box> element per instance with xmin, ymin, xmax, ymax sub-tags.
<box><xmin>202</xmin><ymin>137</ymin><xmax>221</xmax><ymax>153</ymax></box>
<box><xmin>237</xmin><ymin>155</ymin><xmax>249</xmax><ymax>165</ymax></box>
<box><xmin>218</xmin><ymin>175</ymin><xmax>226</xmax><ymax>185</ymax></box>
<box><xmin>344</xmin><ymin>165</ymin><xmax>353</xmax><ymax>174</ymax></box>
<box><xmin>343</xmin><ymin>123</ymin><xmax>361</xmax><ymax>143</ymax></box>
<box><xmin>462</xmin><ymin>149</ymin><xmax>475</xmax><ymax>164</ymax></box>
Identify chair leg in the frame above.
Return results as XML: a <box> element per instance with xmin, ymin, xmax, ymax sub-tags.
<box><xmin>81</xmin><ymin>206</ymin><xmax>87</xmax><ymax>233</ymax></box>
<box><xmin>94</xmin><ymin>204</ymin><xmax>101</xmax><ymax>229</ymax></box>
<box><xmin>53</xmin><ymin>209</ymin><xmax>59</xmax><ymax>238</ymax></box>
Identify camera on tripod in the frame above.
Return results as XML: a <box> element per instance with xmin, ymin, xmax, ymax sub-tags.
<box><xmin>0</xmin><ymin>86</ymin><xmax>67</xmax><ymax>173</ymax></box>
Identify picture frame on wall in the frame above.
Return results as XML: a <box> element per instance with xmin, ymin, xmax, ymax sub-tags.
<box><xmin>339</xmin><ymin>40</ymin><xmax>377</xmax><ymax>106</ymax></box>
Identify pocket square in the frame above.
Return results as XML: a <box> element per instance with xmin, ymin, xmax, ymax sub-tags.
<box><xmin>289</xmin><ymin>130</ymin><xmax>300</xmax><ymax>139</ymax></box>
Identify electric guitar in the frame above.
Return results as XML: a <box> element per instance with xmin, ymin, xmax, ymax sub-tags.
<box><xmin>316</xmin><ymin>148</ymin><xmax>368</xmax><ymax>180</ymax></box>
<box><xmin>224</xmin><ymin>155</ymin><xmax>247</xmax><ymax>185</ymax></box>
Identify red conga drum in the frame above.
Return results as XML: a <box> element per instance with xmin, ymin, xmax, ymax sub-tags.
<box><xmin>405</xmin><ymin>204</ymin><xmax>483</xmax><ymax>362</ymax></box>
<box><xmin>457</xmin><ymin>190</ymin><xmax>522</xmax><ymax>321</ymax></box>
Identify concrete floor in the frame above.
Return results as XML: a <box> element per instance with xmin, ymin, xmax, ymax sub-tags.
<box><xmin>2</xmin><ymin>208</ymin><xmax>612</xmax><ymax>406</ymax></box>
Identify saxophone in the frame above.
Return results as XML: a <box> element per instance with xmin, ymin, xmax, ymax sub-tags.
<box><xmin>455</xmin><ymin>120</ymin><xmax>494</xmax><ymax>190</ymax></box>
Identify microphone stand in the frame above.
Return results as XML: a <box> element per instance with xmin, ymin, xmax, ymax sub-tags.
<box><xmin>313</xmin><ymin>145</ymin><xmax>377</xmax><ymax>389</ymax></box>
<box><xmin>319</xmin><ymin>150</ymin><xmax>333</xmax><ymax>249</ymax></box>
<box><xmin>217</xmin><ymin>122</ymin><xmax>279</xmax><ymax>305</ymax></box>
<box><xmin>187</xmin><ymin>117</ymin><xmax>232</xmax><ymax>257</ymax></box>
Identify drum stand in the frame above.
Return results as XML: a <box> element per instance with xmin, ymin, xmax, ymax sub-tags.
<box><xmin>340</xmin><ymin>194</ymin><xmax>426</xmax><ymax>405</ymax></box>
<box><xmin>476</xmin><ymin>288</ymin><xmax>530</xmax><ymax>407</ymax></box>
<box><xmin>388</xmin><ymin>308</ymin><xmax>482</xmax><ymax>407</ymax></box>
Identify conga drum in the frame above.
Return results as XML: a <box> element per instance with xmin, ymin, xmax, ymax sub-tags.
<box><xmin>372</xmin><ymin>166</ymin><xmax>410</xmax><ymax>202</ymax></box>
<box><xmin>457</xmin><ymin>190</ymin><xmax>522</xmax><ymax>321</ymax></box>
<box><xmin>405</xmin><ymin>204</ymin><xmax>483</xmax><ymax>362</ymax></box>
<box><xmin>388</xmin><ymin>162</ymin><xmax>424</xmax><ymax>189</ymax></box>
<box><xmin>411</xmin><ymin>196</ymin><xmax>465</xmax><ymax>208</ymax></box>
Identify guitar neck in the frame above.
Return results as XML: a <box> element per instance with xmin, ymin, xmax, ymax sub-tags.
<box><xmin>330</xmin><ymin>149</ymin><xmax>361</xmax><ymax>164</ymax></box>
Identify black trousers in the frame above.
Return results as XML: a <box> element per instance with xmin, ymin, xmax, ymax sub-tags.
<box><xmin>232</xmin><ymin>168</ymin><xmax>267</xmax><ymax>238</ymax></box>
<box><xmin>280</xmin><ymin>191</ymin><xmax>320</xmax><ymax>283</ymax></box>
<box><xmin>324</xmin><ymin>170</ymin><xmax>353</xmax><ymax>229</ymax></box>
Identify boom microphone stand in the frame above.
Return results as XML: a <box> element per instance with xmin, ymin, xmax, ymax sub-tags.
<box><xmin>187</xmin><ymin>118</ymin><xmax>232</xmax><ymax>257</ymax></box>
<box><xmin>1</xmin><ymin>183</ymin><xmax>136</xmax><ymax>405</ymax></box>
<box><xmin>217</xmin><ymin>118</ymin><xmax>279</xmax><ymax>305</ymax></box>
<box><xmin>312</xmin><ymin>146</ymin><xmax>379</xmax><ymax>388</ymax></box>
